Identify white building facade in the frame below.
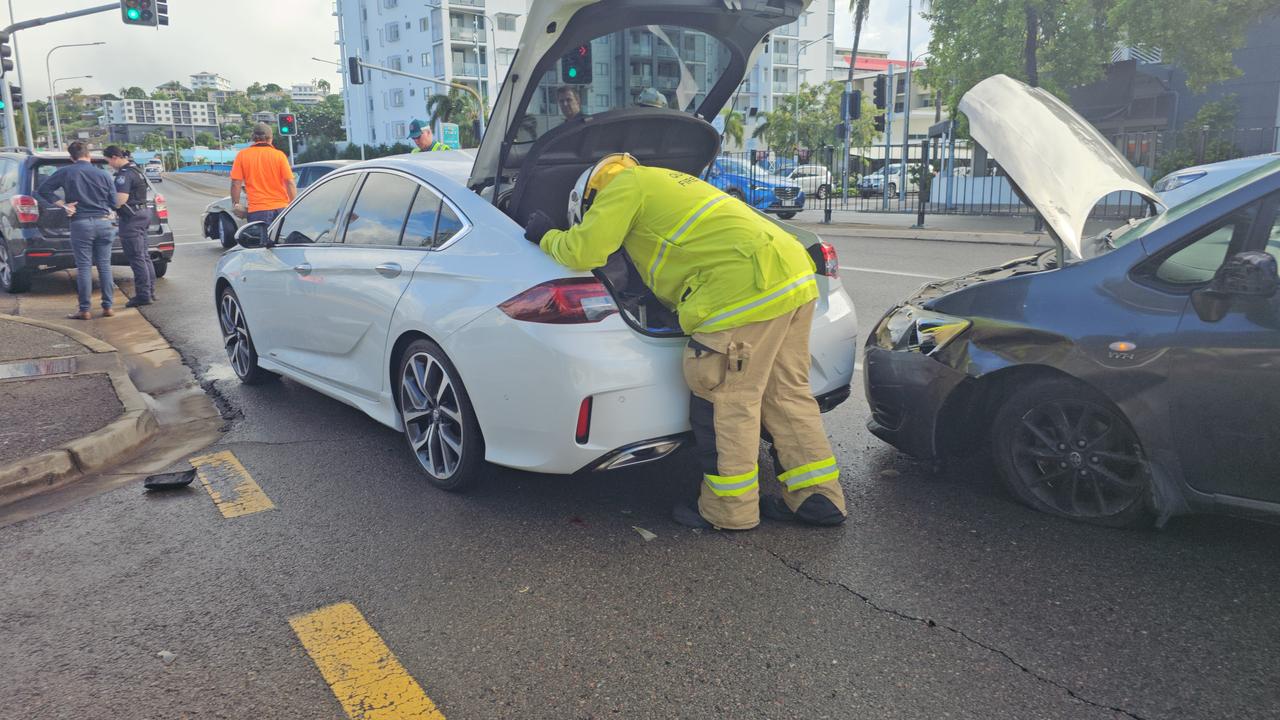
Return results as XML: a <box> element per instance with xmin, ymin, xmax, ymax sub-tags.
<box><xmin>190</xmin><ymin>72</ymin><xmax>232</xmax><ymax>92</ymax></box>
<box><xmin>100</xmin><ymin>99</ymin><xmax>218</xmax><ymax>143</ymax></box>
<box><xmin>291</xmin><ymin>83</ymin><xmax>325</xmax><ymax>105</ymax></box>
<box><xmin>333</xmin><ymin>0</ymin><xmax>836</xmax><ymax>148</ymax></box>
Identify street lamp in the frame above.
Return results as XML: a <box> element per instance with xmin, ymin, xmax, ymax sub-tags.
<box><xmin>46</xmin><ymin>41</ymin><xmax>105</xmax><ymax>150</ymax></box>
<box><xmin>793</xmin><ymin>32</ymin><xmax>832</xmax><ymax>159</ymax></box>
<box><xmin>51</xmin><ymin>75</ymin><xmax>93</xmax><ymax>151</ymax></box>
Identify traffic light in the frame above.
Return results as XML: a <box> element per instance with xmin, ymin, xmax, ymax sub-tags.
<box><xmin>872</xmin><ymin>74</ymin><xmax>887</xmax><ymax>132</ymax></box>
<box><xmin>9</xmin><ymin>85</ymin><xmax>21</xmax><ymax>111</ymax></box>
<box><xmin>347</xmin><ymin>57</ymin><xmax>364</xmax><ymax>85</ymax></box>
<box><xmin>845</xmin><ymin>89</ymin><xmax>862</xmax><ymax>121</ymax></box>
<box><xmin>120</xmin><ymin>0</ymin><xmax>158</xmax><ymax>27</ymax></box>
<box><xmin>157</xmin><ymin>1</ymin><xmax>169</xmax><ymax>26</ymax></box>
<box><xmin>0</xmin><ymin>32</ymin><xmax>12</xmax><ymax>79</ymax></box>
<box><xmin>278</xmin><ymin>113</ymin><xmax>298</xmax><ymax>136</ymax></box>
<box><xmin>561</xmin><ymin>44</ymin><xmax>592</xmax><ymax>84</ymax></box>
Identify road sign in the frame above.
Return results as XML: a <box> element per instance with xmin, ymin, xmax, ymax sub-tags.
<box><xmin>440</xmin><ymin>122</ymin><xmax>459</xmax><ymax>148</ymax></box>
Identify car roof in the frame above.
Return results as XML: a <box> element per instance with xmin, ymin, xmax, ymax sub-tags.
<box><xmin>296</xmin><ymin>159</ymin><xmax>359</xmax><ymax>169</ymax></box>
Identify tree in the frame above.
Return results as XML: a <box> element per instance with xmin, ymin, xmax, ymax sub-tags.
<box><xmin>296</xmin><ymin>95</ymin><xmax>346</xmax><ymax>142</ymax></box>
<box><xmin>247</xmin><ymin>82</ymin><xmax>265</xmax><ymax>96</ymax></box>
<box><xmin>427</xmin><ymin>85</ymin><xmax>481</xmax><ymax>147</ymax></box>
<box><xmin>142</xmin><ymin>132</ymin><xmax>168</xmax><ymax>151</ymax></box>
<box><xmin>317</xmin><ymin>78</ymin><xmax>332</xmax><ymax>96</ymax></box>
<box><xmin>720</xmin><ymin>108</ymin><xmax>744</xmax><ymax>148</ymax></box>
<box><xmin>195</xmin><ymin>131</ymin><xmax>217</xmax><ymax>147</ymax></box>
<box><xmin>121</xmin><ymin>86</ymin><xmax>148</xmax><ymax>100</ymax></box>
<box><xmin>1154</xmin><ymin>98</ymin><xmax>1241</xmax><ymax>177</ymax></box>
<box><xmin>752</xmin><ymin>81</ymin><xmax>878</xmax><ymax>156</ymax></box>
<box><xmin>263</xmin><ymin>83</ymin><xmax>283</xmax><ymax>94</ymax></box>
<box><xmin>844</xmin><ymin>0</ymin><xmax>871</xmax><ymax>95</ymax></box>
<box><xmin>924</xmin><ymin>0</ymin><xmax>1277</xmax><ymax>113</ymax></box>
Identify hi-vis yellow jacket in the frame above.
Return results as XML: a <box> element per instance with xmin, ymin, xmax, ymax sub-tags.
<box><xmin>540</xmin><ymin>166</ymin><xmax>818</xmax><ymax>334</ymax></box>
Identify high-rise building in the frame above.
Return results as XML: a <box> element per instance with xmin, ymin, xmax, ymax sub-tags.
<box><xmin>191</xmin><ymin>72</ymin><xmax>233</xmax><ymax>92</ymax></box>
<box><xmin>333</xmin><ymin>0</ymin><xmax>836</xmax><ymax>148</ymax></box>
<box><xmin>100</xmin><ymin>99</ymin><xmax>218</xmax><ymax>143</ymax></box>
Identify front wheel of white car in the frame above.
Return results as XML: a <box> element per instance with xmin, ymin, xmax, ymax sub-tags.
<box><xmin>397</xmin><ymin>338</ymin><xmax>488</xmax><ymax>492</ymax></box>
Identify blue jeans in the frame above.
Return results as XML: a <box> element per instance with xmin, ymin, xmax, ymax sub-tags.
<box><xmin>70</xmin><ymin>217</ymin><xmax>115</xmax><ymax>312</ymax></box>
<box><xmin>247</xmin><ymin>208</ymin><xmax>283</xmax><ymax>224</ymax></box>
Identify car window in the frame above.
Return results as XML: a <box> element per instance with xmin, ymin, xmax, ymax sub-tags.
<box><xmin>0</xmin><ymin>159</ymin><xmax>17</xmax><ymax>194</ymax></box>
<box><xmin>436</xmin><ymin>203</ymin><xmax>464</xmax><ymax>246</ymax></box>
<box><xmin>30</xmin><ymin>161</ymin><xmax>111</xmax><ymax>199</ymax></box>
<box><xmin>276</xmin><ymin>173</ymin><xmax>358</xmax><ymax>245</ymax></box>
<box><xmin>343</xmin><ymin>173</ymin><xmax>417</xmax><ymax>246</ymax></box>
<box><xmin>1153</xmin><ymin>200</ymin><xmax>1262</xmax><ymax>285</ymax></box>
<box><xmin>294</xmin><ymin>167</ymin><xmax>314</xmax><ymax>189</ymax></box>
<box><xmin>401</xmin><ymin>187</ymin><xmax>443</xmax><ymax>248</ymax></box>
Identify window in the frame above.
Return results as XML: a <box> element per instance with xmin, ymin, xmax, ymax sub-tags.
<box><xmin>386</xmin><ymin>22</ymin><xmax>400</xmax><ymax>43</ymax></box>
<box><xmin>391</xmin><ymin>89</ymin><xmax>404</xmax><ymax>107</ymax></box>
<box><xmin>277</xmin><ymin>174</ymin><xmax>358</xmax><ymax>245</ymax></box>
<box><xmin>496</xmin><ymin>13</ymin><xmax>516</xmax><ymax>31</ymax></box>
<box><xmin>382</xmin><ymin>0</ymin><xmax>397</xmax><ymax>7</ymax></box>
<box><xmin>1152</xmin><ymin>199</ymin><xmax>1264</xmax><ymax>285</ymax></box>
<box><xmin>391</xmin><ymin>121</ymin><xmax>406</xmax><ymax>138</ymax></box>
<box><xmin>422</xmin><ymin>53</ymin><xmax>431</xmax><ymax>67</ymax></box>
<box><xmin>0</xmin><ymin>160</ymin><xmax>17</xmax><ymax>194</ymax></box>
<box><xmin>388</xmin><ymin>55</ymin><xmax>402</xmax><ymax>71</ymax></box>
<box><xmin>402</xmin><ymin>187</ymin><xmax>444</xmax><ymax>247</ymax></box>
<box><xmin>436</xmin><ymin>203</ymin><xmax>464</xmax><ymax>246</ymax></box>
<box><xmin>343</xmin><ymin>173</ymin><xmax>418</xmax><ymax>246</ymax></box>
<box><xmin>419</xmin><ymin>17</ymin><xmax>428</xmax><ymax>32</ymax></box>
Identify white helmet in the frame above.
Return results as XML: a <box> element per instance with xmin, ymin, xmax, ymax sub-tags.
<box><xmin>567</xmin><ymin>153</ymin><xmax>639</xmax><ymax>225</ymax></box>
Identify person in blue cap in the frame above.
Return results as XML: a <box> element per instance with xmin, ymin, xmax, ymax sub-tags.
<box><xmin>408</xmin><ymin>119</ymin><xmax>450</xmax><ymax>152</ymax></box>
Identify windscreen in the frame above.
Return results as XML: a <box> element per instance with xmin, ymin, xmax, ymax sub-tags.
<box><xmin>520</xmin><ymin>25</ymin><xmax>731</xmax><ymax>142</ymax></box>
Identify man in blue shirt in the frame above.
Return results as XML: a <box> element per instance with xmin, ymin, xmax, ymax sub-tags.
<box><xmin>36</xmin><ymin>142</ymin><xmax>117</xmax><ymax>320</ymax></box>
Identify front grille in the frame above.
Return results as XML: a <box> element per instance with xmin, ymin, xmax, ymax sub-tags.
<box><xmin>775</xmin><ymin>187</ymin><xmax>799</xmax><ymax>202</ymax></box>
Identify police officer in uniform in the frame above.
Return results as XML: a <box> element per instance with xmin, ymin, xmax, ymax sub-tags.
<box><xmin>105</xmin><ymin>146</ymin><xmax>156</xmax><ymax>307</ymax></box>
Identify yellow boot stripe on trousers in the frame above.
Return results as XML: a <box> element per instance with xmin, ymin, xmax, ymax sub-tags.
<box><xmin>704</xmin><ymin>466</ymin><xmax>760</xmax><ymax>497</ymax></box>
<box><xmin>778</xmin><ymin>456</ymin><xmax>839</xmax><ymax>490</ymax></box>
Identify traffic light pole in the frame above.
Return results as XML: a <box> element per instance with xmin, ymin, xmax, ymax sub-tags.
<box><xmin>0</xmin><ymin>3</ymin><xmax>116</xmax><ymax>147</ymax></box>
<box><xmin>286</xmin><ymin>107</ymin><xmax>294</xmax><ymax>165</ymax></box>
<box><xmin>7</xmin><ymin>0</ymin><xmax>34</xmax><ymax>150</ymax></box>
<box><xmin>352</xmin><ymin>59</ymin><xmax>485</xmax><ymax>137</ymax></box>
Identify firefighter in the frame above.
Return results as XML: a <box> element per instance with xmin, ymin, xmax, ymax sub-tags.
<box><xmin>524</xmin><ymin>154</ymin><xmax>848</xmax><ymax>530</ymax></box>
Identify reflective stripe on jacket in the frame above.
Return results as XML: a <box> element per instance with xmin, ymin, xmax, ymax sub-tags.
<box><xmin>411</xmin><ymin>142</ymin><xmax>450</xmax><ymax>152</ymax></box>
<box><xmin>540</xmin><ymin>166</ymin><xmax>818</xmax><ymax>334</ymax></box>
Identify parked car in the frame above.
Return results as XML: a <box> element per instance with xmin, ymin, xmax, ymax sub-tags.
<box><xmin>0</xmin><ymin>149</ymin><xmax>175</xmax><ymax>294</ymax></box>
<box><xmin>202</xmin><ymin>160</ymin><xmax>356</xmax><ymax>249</ymax></box>
<box><xmin>144</xmin><ymin>162</ymin><xmax>163</xmax><ymax>183</ymax></box>
<box><xmin>215</xmin><ymin>0</ymin><xmax>858</xmax><ymax>493</ymax></box>
<box><xmin>778</xmin><ymin>164</ymin><xmax>834</xmax><ymax>200</ymax></box>
<box><xmin>705</xmin><ymin>157</ymin><xmax>805</xmax><ymax>219</ymax></box>
<box><xmin>864</xmin><ymin>74</ymin><xmax>1280</xmax><ymax>527</ymax></box>
<box><xmin>1154</xmin><ymin>152</ymin><xmax>1280</xmax><ymax>207</ymax></box>
<box><xmin>857</xmin><ymin>164</ymin><xmax>917</xmax><ymax>197</ymax></box>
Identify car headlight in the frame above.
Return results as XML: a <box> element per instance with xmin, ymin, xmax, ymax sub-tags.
<box><xmin>1153</xmin><ymin>170</ymin><xmax>1206</xmax><ymax>193</ymax></box>
<box><xmin>749</xmin><ymin>183</ymin><xmax>769</xmax><ymax>191</ymax></box>
<box><xmin>875</xmin><ymin>306</ymin><xmax>971</xmax><ymax>355</ymax></box>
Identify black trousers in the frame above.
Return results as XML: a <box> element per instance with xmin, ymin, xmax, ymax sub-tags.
<box><xmin>119</xmin><ymin>208</ymin><xmax>155</xmax><ymax>301</ymax></box>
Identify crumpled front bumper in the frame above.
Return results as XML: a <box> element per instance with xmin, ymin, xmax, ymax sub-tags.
<box><xmin>863</xmin><ymin>345</ymin><xmax>969</xmax><ymax>460</ymax></box>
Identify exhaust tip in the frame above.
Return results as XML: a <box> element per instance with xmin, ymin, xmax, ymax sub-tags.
<box><xmin>592</xmin><ymin>436</ymin><xmax>685</xmax><ymax>471</ymax></box>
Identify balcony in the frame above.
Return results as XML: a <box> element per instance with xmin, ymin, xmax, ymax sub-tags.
<box><xmin>332</xmin><ymin>1</ymin><xmax>340</xmax><ymax>16</ymax></box>
<box><xmin>772</xmin><ymin>81</ymin><xmax>794</xmax><ymax>94</ymax></box>
<box><xmin>452</xmin><ymin>0</ymin><xmax>484</xmax><ymax>7</ymax></box>
<box><xmin>450</xmin><ymin>27</ymin><xmax>485</xmax><ymax>42</ymax></box>
<box><xmin>655</xmin><ymin>76</ymin><xmax>679</xmax><ymax>90</ymax></box>
<box><xmin>629</xmin><ymin>75</ymin><xmax>653</xmax><ymax>87</ymax></box>
<box><xmin>453</xmin><ymin>61</ymin><xmax>485</xmax><ymax>78</ymax></box>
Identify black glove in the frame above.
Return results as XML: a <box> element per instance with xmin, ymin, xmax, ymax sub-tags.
<box><xmin>524</xmin><ymin>210</ymin><xmax>554</xmax><ymax>245</ymax></box>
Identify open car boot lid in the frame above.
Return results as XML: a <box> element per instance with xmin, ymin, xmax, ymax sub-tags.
<box><xmin>958</xmin><ymin>74</ymin><xmax>1164</xmax><ymax>258</ymax></box>
<box><xmin>467</xmin><ymin>0</ymin><xmax>809</xmax><ymax>192</ymax></box>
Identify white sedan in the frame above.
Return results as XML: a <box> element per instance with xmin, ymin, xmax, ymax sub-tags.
<box><xmin>214</xmin><ymin>0</ymin><xmax>858</xmax><ymax>491</ymax></box>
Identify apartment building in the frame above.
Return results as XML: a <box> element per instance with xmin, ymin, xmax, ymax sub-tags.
<box><xmin>191</xmin><ymin>72</ymin><xmax>233</xmax><ymax>92</ymax></box>
<box><xmin>99</xmin><ymin>99</ymin><xmax>218</xmax><ymax>143</ymax></box>
<box><xmin>334</xmin><ymin>0</ymin><xmax>837</xmax><ymax>148</ymax></box>
<box><xmin>291</xmin><ymin>83</ymin><xmax>325</xmax><ymax>106</ymax></box>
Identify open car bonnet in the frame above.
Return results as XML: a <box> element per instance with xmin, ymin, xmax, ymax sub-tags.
<box><xmin>958</xmin><ymin>75</ymin><xmax>1163</xmax><ymax>258</ymax></box>
<box><xmin>467</xmin><ymin>0</ymin><xmax>809</xmax><ymax>191</ymax></box>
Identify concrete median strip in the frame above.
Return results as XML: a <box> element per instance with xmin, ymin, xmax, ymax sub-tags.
<box><xmin>0</xmin><ymin>316</ymin><xmax>160</xmax><ymax>506</ymax></box>
<box><xmin>290</xmin><ymin>602</ymin><xmax>446</xmax><ymax>720</ymax></box>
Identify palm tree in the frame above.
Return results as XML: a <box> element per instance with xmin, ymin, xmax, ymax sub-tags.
<box><xmin>427</xmin><ymin>85</ymin><xmax>481</xmax><ymax>146</ymax></box>
<box><xmin>316</xmin><ymin>78</ymin><xmax>332</xmax><ymax>96</ymax></box>
<box><xmin>845</xmin><ymin>0</ymin><xmax>871</xmax><ymax>90</ymax></box>
<box><xmin>719</xmin><ymin>108</ymin><xmax>744</xmax><ymax>149</ymax></box>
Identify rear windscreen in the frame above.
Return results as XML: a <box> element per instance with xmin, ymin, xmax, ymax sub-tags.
<box><xmin>30</xmin><ymin>160</ymin><xmax>113</xmax><ymax>200</ymax></box>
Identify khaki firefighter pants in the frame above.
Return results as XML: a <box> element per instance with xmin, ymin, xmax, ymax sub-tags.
<box><xmin>683</xmin><ymin>300</ymin><xmax>847</xmax><ymax>529</ymax></box>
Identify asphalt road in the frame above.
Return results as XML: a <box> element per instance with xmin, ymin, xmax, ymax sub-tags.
<box><xmin>1</xmin><ymin>177</ymin><xmax>1278</xmax><ymax>720</ymax></box>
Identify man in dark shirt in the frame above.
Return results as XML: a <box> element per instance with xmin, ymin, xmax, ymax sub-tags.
<box><xmin>105</xmin><ymin>146</ymin><xmax>155</xmax><ymax>307</ymax></box>
<box><xmin>36</xmin><ymin>142</ymin><xmax>118</xmax><ymax>319</ymax></box>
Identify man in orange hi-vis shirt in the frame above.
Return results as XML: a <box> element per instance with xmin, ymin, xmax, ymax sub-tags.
<box><xmin>230</xmin><ymin>122</ymin><xmax>297</xmax><ymax>224</ymax></box>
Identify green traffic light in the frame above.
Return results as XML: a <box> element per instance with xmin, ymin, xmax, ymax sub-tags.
<box><xmin>568</xmin><ymin>67</ymin><xmax>577</xmax><ymax>78</ymax></box>
<box><xmin>127</xmin><ymin>8</ymin><xmax>141</xmax><ymax>19</ymax></box>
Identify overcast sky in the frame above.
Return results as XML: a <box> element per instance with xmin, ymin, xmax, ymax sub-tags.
<box><xmin>7</xmin><ymin>0</ymin><xmax>930</xmax><ymax>99</ymax></box>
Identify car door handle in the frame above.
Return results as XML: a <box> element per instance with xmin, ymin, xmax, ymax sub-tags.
<box><xmin>293</xmin><ymin>263</ymin><xmax>312</xmax><ymax>276</ymax></box>
<box><xmin>375</xmin><ymin>262</ymin><xmax>402</xmax><ymax>278</ymax></box>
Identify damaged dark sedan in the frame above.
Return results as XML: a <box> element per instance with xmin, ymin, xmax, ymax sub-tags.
<box><xmin>864</xmin><ymin>75</ymin><xmax>1280</xmax><ymax>527</ymax></box>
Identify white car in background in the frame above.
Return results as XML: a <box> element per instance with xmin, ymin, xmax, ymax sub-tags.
<box><xmin>779</xmin><ymin>164</ymin><xmax>834</xmax><ymax>199</ymax></box>
<box><xmin>213</xmin><ymin>0</ymin><xmax>858</xmax><ymax>492</ymax></box>
<box><xmin>144</xmin><ymin>162</ymin><xmax>163</xmax><ymax>183</ymax></box>
<box><xmin>1153</xmin><ymin>153</ymin><xmax>1280</xmax><ymax>207</ymax></box>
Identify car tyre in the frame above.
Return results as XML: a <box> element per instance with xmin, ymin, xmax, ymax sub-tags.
<box><xmin>218</xmin><ymin>286</ymin><xmax>277</xmax><ymax>385</ymax></box>
<box><xmin>816</xmin><ymin>184</ymin><xmax>830</xmax><ymax>200</ymax></box>
<box><xmin>153</xmin><ymin>258</ymin><xmax>169</xmax><ymax>278</ymax></box>
<box><xmin>218</xmin><ymin>213</ymin><xmax>238</xmax><ymax>250</ymax></box>
<box><xmin>397</xmin><ymin>338</ymin><xmax>490</xmax><ymax>492</ymax></box>
<box><xmin>991</xmin><ymin>378</ymin><xmax>1152</xmax><ymax>528</ymax></box>
<box><xmin>725</xmin><ymin>188</ymin><xmax>745</xmax><ymax>202</ymax></box>
<box><xmin>0</xmin><ymin>242</ymin><xmax>31</xmax><ymax>294</ymax></box>
<box><xmin>777</xmin><ymin>212</ymin><xmax>797</xmax><ymax>220</ymax></box>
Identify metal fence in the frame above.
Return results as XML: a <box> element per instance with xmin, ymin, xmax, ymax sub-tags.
<box><xmin>721</xmin><ymin>126</ymin><xmax>1279</xmax><ymax>219</ymax></box>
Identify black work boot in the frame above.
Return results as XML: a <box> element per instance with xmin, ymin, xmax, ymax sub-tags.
<box><xmin>672</xmin><ymin>502</ymin><xmax>714</xmax><ymax>529</ymax></box>
<box><xmin>761</xmin><ymin>495</ymin><xmax>846</xmax><ymax>527</ymax></box>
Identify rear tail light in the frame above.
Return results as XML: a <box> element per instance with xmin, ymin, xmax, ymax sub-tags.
<box><xmin>808</xmin><ymin>240</ymin><xmax>839</xmax><ymax>278</ymax></box>
<box><xmin>156</xmin><ymin>242</ymin><xmax>174</xmax><ymax>252</ymax></box>
<box><xmin>153</xmin><ymin>194</ymin><xmax>169</xmax><ymax>219</ymax></box>
<box><xmin>11</xmin><ymin>195</ymin><xmax>39</xmax><ymax>224</ymax></box>
<box><xmin>575</xmin><ymin>397</ymin><xmax>593</xmax><ymax>444</ymax></box>
<box><xmin>498</xmin><ymin>278</ymin><xmax>618</xmax><ymax>324</ymax></box>
<box><xmin>26</xmin><ymin>250</ymin><xmax>53</xmax><ymax>258</ymax></box>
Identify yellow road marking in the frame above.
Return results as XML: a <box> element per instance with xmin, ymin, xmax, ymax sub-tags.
<box><xmin>290</xmin><ymin>602</ymin><xmax>446</xmax><ymax>720</ymax></box>
<box><xmin>189</xmin><ymin>450</ymin><xmax>275</xmax><ymax>518</ymax></box>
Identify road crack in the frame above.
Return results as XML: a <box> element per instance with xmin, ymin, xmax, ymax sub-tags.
<box><xmin>735</xmin><ymin>537</ymin><xmax>1148</xmax><ymax>720</ymax></box>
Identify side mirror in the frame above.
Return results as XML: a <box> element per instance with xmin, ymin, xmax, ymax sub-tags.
<box><xmin>1191</xmin><ymin>251</ymin><xmax>1278</xmax><ymax>322</ymax></box>
<box><xmin>234</xmin><ymin>221</ymin><xmax>270</xmax><ymax>249</ymax></box>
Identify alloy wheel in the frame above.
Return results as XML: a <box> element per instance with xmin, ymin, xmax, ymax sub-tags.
<box><xmin>219</xmin><ymin>292</ymin><xmax>254</xmax><ymax>379</ymax></box>
<box><xmin>400</xmin><ymin>352</ymin><xmax>466</xmax><ymax>480</ymax></box>
<box><xmin>0</xmin><ymin>244</ymin><xmax>10</xmax><ymax>290</ymax></box>
<box><xmin>1009</xmin><ymin>398</ymin><xmax>1146</xmax><ymax>518</ymax></box>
